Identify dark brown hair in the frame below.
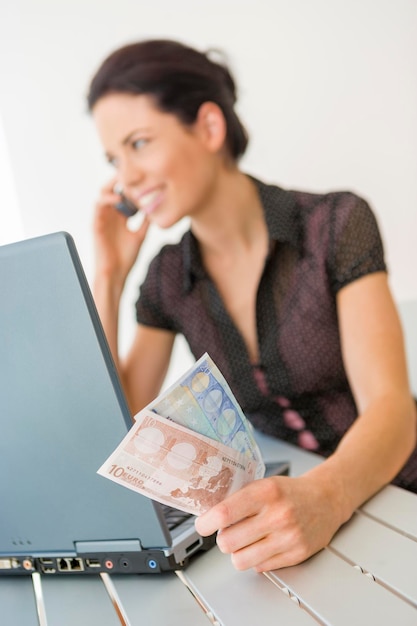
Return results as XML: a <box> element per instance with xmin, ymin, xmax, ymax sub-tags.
<box><xmin>87</xmin><ymin>39</ymin><xmax>249</xmax><ymax>160</ymax></box>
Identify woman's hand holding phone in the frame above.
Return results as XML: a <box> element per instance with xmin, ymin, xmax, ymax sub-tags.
<box><xmin>93</xmin><ymin>178</ymin><xmax>150</xmax><ymax>286</ymax></box>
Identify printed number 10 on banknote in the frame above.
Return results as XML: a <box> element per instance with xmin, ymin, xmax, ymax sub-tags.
<box><xmin>147</xmin><ymin>353</ymin><xmax>265</xmax><ymax>479</ymax></box>
<box><xmin>98</xmin><ymin>409</ymin><xmax>257</xmax><ymax>515</ymax></box>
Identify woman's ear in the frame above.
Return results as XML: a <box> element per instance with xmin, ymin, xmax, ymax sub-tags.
<box><xmin>194</xmin><ymin>102</ymin><xmax>227</xmax><ymax>153</ymax></box>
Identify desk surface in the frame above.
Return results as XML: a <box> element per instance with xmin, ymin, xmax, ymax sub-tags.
<box><xmin>2</xmin><ymin>432</ymin><xmax>417</xmax><ymax>625</ymax></box>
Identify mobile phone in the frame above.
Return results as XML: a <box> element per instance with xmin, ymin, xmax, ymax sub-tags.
<box><xmin>264</xmin><ymin>460</ymin><xmax>290</xmax><ymax>477</ymax></box>
<box><xmin>115</xmin><ymin>194</ymin><xmax>139</xmax><ymax>218</ymax></box>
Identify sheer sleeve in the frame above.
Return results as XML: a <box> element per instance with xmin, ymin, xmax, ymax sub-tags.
<box><xmin>327</xmin><ymin>193</ymin><xmax>387</xmax><ymax>293</ymax></box>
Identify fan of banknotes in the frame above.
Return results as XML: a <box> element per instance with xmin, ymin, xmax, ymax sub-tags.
<box><xmin>97</xmin><ymin>353</ymin><xmax>265</xmax><ymax>516</ymax></box>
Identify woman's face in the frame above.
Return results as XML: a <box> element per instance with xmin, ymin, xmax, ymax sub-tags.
<box><xmin>93</xmin><ymin>93</ymin><xmax>224</xmax><ymax>228</ymax></box>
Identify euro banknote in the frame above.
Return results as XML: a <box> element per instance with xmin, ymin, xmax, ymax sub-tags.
<box><xmin>146</xmin><ymin>353</ymin><xmax>265</xmax><ymax>479</ymax></box>
<box><xmin>97</xmin><ymin>409</ymin><xmax>257</xmax><ymax>516</ymax></box>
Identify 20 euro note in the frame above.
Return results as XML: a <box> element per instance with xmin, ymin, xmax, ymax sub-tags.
<box><xmin>146</xmin><ymin>353</ymin><xmax>265</xmax><ymax>479</ymax></box>
<box><xmin>97</xmin><ymin>409</ymin><xmax>257</xmax><ymax>516</ymax></box>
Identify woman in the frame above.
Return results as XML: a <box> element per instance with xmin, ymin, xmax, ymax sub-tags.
<box><xmin>87</xmin><ymin>39</ymin><xmax>417</xmax><ymax>572</ymax></box>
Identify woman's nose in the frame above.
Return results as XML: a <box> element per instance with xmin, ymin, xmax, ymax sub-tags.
<box><xmin>118</xmin><ymin>156</ymin><xmax>144</xmax><ymax>189</ymax></box>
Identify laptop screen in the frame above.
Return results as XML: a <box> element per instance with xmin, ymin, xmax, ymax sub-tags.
<box><xmin>0</xmin><ymin>233</ymin><xmax>173</xmax><ymax>562</ymax></box>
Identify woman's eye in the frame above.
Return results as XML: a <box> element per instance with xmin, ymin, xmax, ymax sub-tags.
<box><xmin>132</xmin><ymin>138</ymin><xmax>148</xmax><ymax>151</ymax></box>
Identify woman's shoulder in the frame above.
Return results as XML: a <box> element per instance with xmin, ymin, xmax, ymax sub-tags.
<box><xmin>252</xmin><ymin>175</ymin><xmax>371</xmax><ymax>221</ymax></box>
<box><xmin>251</xmin><ymin>176</ymin><xmax>375</xmax><ymax>250</ymax></box>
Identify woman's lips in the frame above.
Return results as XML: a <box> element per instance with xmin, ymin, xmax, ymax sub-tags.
<box><xmin>135</xmin><ymin>189</ymin><xmax>163</xmax><ymax>215</ymax></box>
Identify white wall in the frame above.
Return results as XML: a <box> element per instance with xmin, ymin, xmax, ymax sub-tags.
<box><xmin>1</xmin><ymin>0</ymin><xmax>416</xmax><ymax>383</ymax></box>
<box><xmin>0</xmin><ymin>111</ymin><xmax>24</xmax><ymax>244</ymax></box>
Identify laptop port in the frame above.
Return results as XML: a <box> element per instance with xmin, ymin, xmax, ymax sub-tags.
<box><xmin>185</xmin><ymin>539</ymin><xmax>202</xmax><ymax>554</ymax></box>
<box><xmin>57</xmin><ymin>557</ymin><xmax>84</xmax><ymax>572</ymax></box>
<box><xmin>0</xmin><ymin>558</ymin><xmax>20</xmax><ymax>570</ymax></box>
<box><xmin>58</xmin><ymin>558</ymin><xmax>69</xmax><ymax>571</ymax></box>
<box><xmin>85</xmin><ymin>558</ymin><xmax>101</xmax><ymax>568</ymax></box>
<box><xmin>69</xmin><ymin>558</ymin><xmax>83</xmax><ymax>571</ymax></box>
<box><xmin>39</xmin><ymin>558</ymin><xmax>56</xmax><ymax>574</ymax></box>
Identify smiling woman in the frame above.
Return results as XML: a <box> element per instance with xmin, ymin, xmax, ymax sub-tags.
<box><xmin>85</xmin><ymin>38</ymin><xmax>417</xmax><ymax>574</ymax></box>
<box><xmin>92</xmin><ymin>92</ymin><xmax>225</xmax><ymax>229</ymax></box>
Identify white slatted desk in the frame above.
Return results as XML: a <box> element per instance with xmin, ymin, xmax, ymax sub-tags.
<box><xmin>2</xmin><ymin>432</ymin><xmax>417</xmax><ymax>625</ymax></box>
<box><xmin>184</xmin><ymin>432</ymin><xmax>417</xmax><ymax>625</ymax></box>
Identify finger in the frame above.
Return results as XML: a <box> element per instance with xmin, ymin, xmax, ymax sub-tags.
<box><xmin>215</xmin><ymin>489</ymin><xmax>289</xmax><ymax>556</ymax></box>
<box><xmin>195</xmin><ymin>495</ymin><xmax>252</xmax><ymax>537</ymax></box>
<box><xmin>252</xmin><ymin>542</ymin><xmax>319</xmax><ymax>573</ymax></box>
<box><xmin>230</xmin><ymin>536</ymin><xmax>280</xmax><ymax>571</ymax></box>
<box><xmin>196</xmin><ymin>479</ymin><xmax>275</xmax><ymax>536</ymax></box>
<box><xmin>215</xmin><ymin>513</ymin><xmax>264</xmax><ymax>554</ymax></box>
<box><xmin>101</xmin><ymin>176</ymin><xmax>120</xmax><ymax>194</ymax></box>
<box><xmin>229</xmin><ymin>528</ymin><xmax>310</xmax><ymax>572</ymax></box>
<box><xmin>200</xmin><ymin>476</ymin><xmax>285</xmax><ymax>535</ymax></box>
<box><xmin>95</xmin><ymin>191</ymin><xmax>125</xmax><ymax>214</ymax></box>
<box><xmin>96</xmin><ymin>177</ymin><xmax>126</xmax><ymax>210</ymax></box>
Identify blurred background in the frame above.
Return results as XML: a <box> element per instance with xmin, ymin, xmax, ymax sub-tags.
<box><xmin>1</xmin><ymin>0</ymin><xmax>416</xmax><ymax>385</ymax></box>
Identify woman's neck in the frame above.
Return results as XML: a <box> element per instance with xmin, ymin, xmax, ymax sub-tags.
<box><xmin>190</xmin><ymin>171</ymin><xmax>266</xmax><ymax>259</ymax></box>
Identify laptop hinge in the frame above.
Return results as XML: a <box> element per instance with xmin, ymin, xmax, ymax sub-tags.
<box><xmin>75</xmin><ymin>540</ymin><xmax>142</xmax><ymax>553</ymax></box>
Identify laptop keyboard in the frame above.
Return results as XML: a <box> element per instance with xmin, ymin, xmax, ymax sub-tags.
<box><xmin>161</xmin><ymin>505</ymin><xmax>193</xmax><ymax>531</ymax></box>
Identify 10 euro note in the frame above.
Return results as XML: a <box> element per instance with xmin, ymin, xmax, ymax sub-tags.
<box><xmin>97</xmin><ymin>409</ymin><xmax>257</xmax><ymax>516</ymax></box>
<box><xmin>146</xmin><ymin>353</ymin><xmax>265</xmax><ymax>479</ymax></box>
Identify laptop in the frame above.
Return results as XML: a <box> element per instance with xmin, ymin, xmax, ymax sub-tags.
<box><xmin>0</xmin><ymin>231</ymin><xmax>289</xmax><ymax>577</ymax></box>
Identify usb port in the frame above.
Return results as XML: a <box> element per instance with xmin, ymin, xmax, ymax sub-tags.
<box><xmin>85</xmin><ymin>559</ymin><xmax>101</xmax><ymax>568</ymax></box>
<box><xmin>0</xmin><ymin>558</ymin><xmax>20</xmax><ymax>570</ymax></box>
<box><xmin>39</xmin><ymin>558</ymin><xmax>56</xmax><ymax>574</ymax></box>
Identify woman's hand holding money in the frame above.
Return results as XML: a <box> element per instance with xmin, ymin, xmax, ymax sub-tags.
<box><xmin>195</xmin><ymin>467</ymin><xmax>348</xmax><ymax>572</ymax></box>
